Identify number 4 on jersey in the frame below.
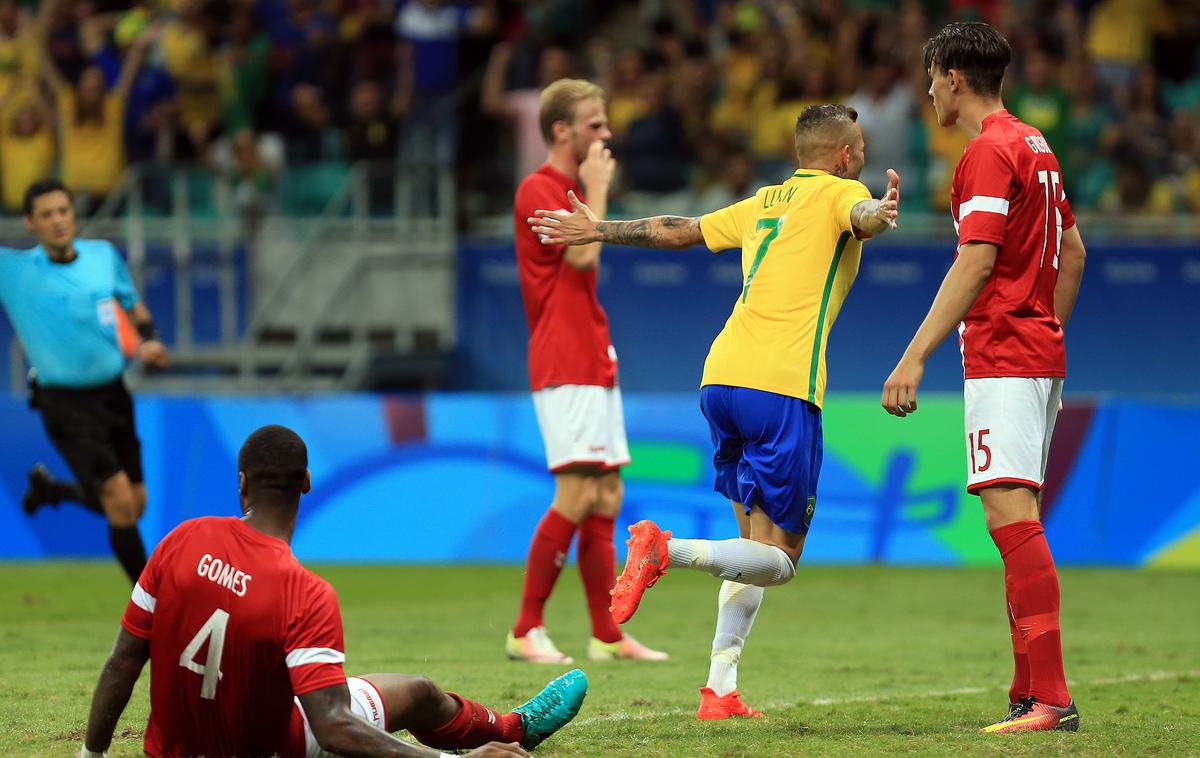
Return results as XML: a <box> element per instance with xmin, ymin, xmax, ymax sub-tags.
<box><xmin>179</xmin><ymin>609</ymin><xmax>229</xmax><ymax>699</ymax></box>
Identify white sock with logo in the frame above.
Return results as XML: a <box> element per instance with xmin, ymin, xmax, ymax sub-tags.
<box><xmin>668</xmin><ymin>537</ymin><xmax>795</xmax><ymax>587</ymax></box>
<box><xmin>706</xmin><ymin>580</ymin><xmax>764</xmax><ymax>696</ymax></box>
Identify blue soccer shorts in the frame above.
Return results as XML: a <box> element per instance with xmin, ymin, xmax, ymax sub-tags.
<box><xmin>699</xmin><ymin>384</ymin><xmax>823</xmax><ymax>535</ymax></box>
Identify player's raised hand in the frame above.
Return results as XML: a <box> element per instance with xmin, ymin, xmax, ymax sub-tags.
<box><xmin>464</xmin><ymin>741</ymin><xmax>530</xmax><ymax>757</ymax></box>
<box><xmin>877</xmin><ymin>168</ymin><xmax>900</xmax><ymax>229</ymax></box>
<box><xmin>578</xmin><ymin>139</ymin><xmax>615</xmax><ymax>192</ymax></box>
<box><xmin>881</xmin><ymin>353</ymin><xmax>923</xmax><ymax>418</ymax></box>
<box><xmin>528</xmin><ymin>190</ymin><xmax>600</xmax><ymax>246</ymax></box>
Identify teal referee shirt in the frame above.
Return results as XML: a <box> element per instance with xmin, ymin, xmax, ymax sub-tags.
<box><xmin>0</xmin><ymin>239</ymin><xmax>140</xmax><ymax>387</ymax></box>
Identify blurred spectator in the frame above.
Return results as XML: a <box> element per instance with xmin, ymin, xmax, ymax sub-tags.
<box><xmin>0</xmin><ymin>0</ymin><xmax>37</xmax><ymax>94</ymax></box>
<box><xmin>161</xmin><ymin>0</ymin><xmax>223</xmax><ymax>156</ymax></box>
<box><xmin>219</xmin><ymin>2</ymin><xmax>271</xmax><ymax>136</ymax></box>
<box><xmin>1100</xmin><ymin>152</ymin><xmax>1178</xmax><ymax>215</ymax></box>
<box><xmin>1085</xmin><ymin>0</ymin><xmax>1158</xmax><ymax>92</ymax></box>
<box><xmin>42</xmin><ymin>22</ymin><xmax>159</xmax><ymax>212</ymax></box>
<box><xmin>618</xmin><ymin>68</ymin><xmax>691</xmax><ymax>194</ymax></box>
<box><xmin>285</xmin><ymin>82</ymin><xmax>336</xmax><ymax>163</ymax></box>
<box><xmin>395</xmin><ymin>0</ymin><xmax>495</xmax><ymax>110</ymax></box>
<box><xmin>214</xmin><ymin>128</ymin><xmax>280</xmax><ymax>237</ymax></box>
<box><xmin>481</xmin><ymin>41</ymin><xmax>573</xmax><ymax>181</ymax></box>
<box><xmin>602</xmin><ymin>45</ymin><xmax>646</xmax><ymax>139</ymax></box>
<box><xmin>0</xmin><ymin>81</ymin><xmax>53</xmax><ymax>213</ymax></box>
<box><xmin>846</xmin><ymin>60</ymin><xmax>914</xmax><ymax>196</ymax></box>
<box><xmin>91</xmin><ymin>7</ymin><xmax>178</xmax><ymax>163</ymax></box>
<box><xmin>1007</xmin><ymin>48</ymin><xmax>1069</xmax><ymax>155</ymax></box>
<box><xmin>694</xmin><ymin>146</ymin><xmax>754</xmax><ymax>211</ymax></box>
<box><xmin>343</xmin><ymin>80</ymin><xmax>399</xmax><ymax>163</ymax></box>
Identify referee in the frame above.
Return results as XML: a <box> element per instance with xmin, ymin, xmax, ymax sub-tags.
<box><xmin>0</xmin><ymin>179</ymin><xmax>168</xmax><ymax>584</ymax></box>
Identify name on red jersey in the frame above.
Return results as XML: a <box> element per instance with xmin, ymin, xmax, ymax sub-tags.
<box><xmin>197</xmin><ymin>553</ymin><xmax>252</xmax><ymax>597</ymax></box>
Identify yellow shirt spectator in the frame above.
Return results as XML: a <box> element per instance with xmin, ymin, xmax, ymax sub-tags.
<box><xmin>1085</xmin><ymin>0</ymin><xmax>1159</xmax><ymax>65</ymax></box>
<box><xmin>0</xmin><ymin>95</ymin><xmax>53</xmax><ymax>212</ymax></box>
<box><xmin>59</xmin><ymin>91</ymin><xmax>126</xmax><ymax>197</ymax></box>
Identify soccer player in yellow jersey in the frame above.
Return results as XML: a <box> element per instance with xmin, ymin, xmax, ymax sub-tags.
<box><xmin>529</xmin><ymin>104</ymin><xmax>900</xmax><ymax>719</ymax></box>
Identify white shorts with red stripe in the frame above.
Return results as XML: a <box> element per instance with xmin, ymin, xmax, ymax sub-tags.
<box><xmin>532</xmin><ymin>384</ymin><xmax>631</xmax><ymax>472</ymax></box>
<box><xmin>963</xmin><ymin>377</ymin><xmax>1064</xmax><ymax>495</ymax></box>
<box><xmin>298</xmin><ymin>677</ymin><xmax>388</xmax><ymax>758</ymax></box>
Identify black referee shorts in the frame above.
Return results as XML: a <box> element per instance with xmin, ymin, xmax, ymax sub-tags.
<box><xmin>34</xmin><ymin>378</ymin><xmax>144</xmax><ymax>503</ymax></box>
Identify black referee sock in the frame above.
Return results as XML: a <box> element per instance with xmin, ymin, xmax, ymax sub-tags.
<box><xmin>52</xmin><ymin>479</ymin><xmax>103</xmax><ymax>513</ymax></box>
<box><xmin>108</xmin><ymin>525</ymin><xmax>147</xmax><ymax>585</ymax></box>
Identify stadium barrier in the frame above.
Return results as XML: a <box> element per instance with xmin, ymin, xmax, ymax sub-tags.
<box><xmin>456</xmin><ymin>239</ymin><xmax>1200</xmax><ymax>394</ymax></box>
<box><xmin>1</xmin><ymin>392</ymin><xmax>1196</xmax><ymax>567</ymax></box>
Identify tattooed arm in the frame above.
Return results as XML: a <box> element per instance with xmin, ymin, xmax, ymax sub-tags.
<box><xmin>530</xmin><ymin>190</ymin><xmax>705</xmax><ymax>250</ymax></box>
<box><xmin>591</xmin><ymin>216</ymin><xmax>704</xmax><ymax>249</ymax></box>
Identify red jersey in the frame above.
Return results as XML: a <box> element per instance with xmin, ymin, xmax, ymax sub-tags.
<box><xmin>951</xmin><ymin>110</ymin><xmax>1076</xmax><ymax>379</ymax></box>
<box><xmin>513</xmin><ymin>163</ymin><xmax>617</xmax><ymax>390</ymax></box>
<box><xmin>121</xmin><ymin>517</ymin><xmax>346</xmax><ymax>758</ymax></box>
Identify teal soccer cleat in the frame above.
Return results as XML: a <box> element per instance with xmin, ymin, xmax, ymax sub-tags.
<box><xmin>513</xmin><ymin>668</ymin><xmax>588</xmax><ymax>749</ymax></box>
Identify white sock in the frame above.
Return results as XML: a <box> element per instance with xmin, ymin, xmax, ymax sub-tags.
<box><xmin>706</xmin><ymin>580</ymin><xmax>764</xmax><ymax>696</ymax></box>
<box><xmin>668</xmin><ymin>537</ymin><xmax>795</xmax><ymax>587</ymax></box>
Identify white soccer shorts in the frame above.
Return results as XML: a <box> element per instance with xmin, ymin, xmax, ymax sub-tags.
<box><xmin>532</xmin><ymin>384</ymin><xmax>632</xmax><ymax>472</ymax></box>
<box><xmin>300</xmin><ymin>676</ymin><xmax>387</xmax><ymax>758</ymax></box>
<box><xmin>963</xmin><ymin>377</ymin><xmax>1064</xmax><ymax>495</ymax></box>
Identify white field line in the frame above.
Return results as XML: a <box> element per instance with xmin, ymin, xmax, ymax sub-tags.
<box><xmin>573</xmin><ymin>668</ymin><xmax>1200</xmax><ymax>726</ymax></box>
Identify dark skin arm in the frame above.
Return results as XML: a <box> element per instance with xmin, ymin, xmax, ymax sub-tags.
<box><xmin>83</xmin><ymin>628</ymin><xmax>150</xmax><ymax>754</ymax></box>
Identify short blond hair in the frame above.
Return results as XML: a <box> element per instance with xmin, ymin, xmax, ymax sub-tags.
<box><xmin>539</xmin><ymin>78</ymin><xmax>605</xmax><ymax>143</ymax></box>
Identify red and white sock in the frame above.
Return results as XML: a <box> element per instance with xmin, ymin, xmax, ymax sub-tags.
<box><xmin>990</xmin><ymin>520</ymin><xmax>1070</xmax><ymax>708</ymax></box>
<box><xmin>409</xmin><ymin>693</ymin><xmax>522</xmax><ymax>749</ymax></box>
<box><xmin>513</xmin><ymin>508</ymin><xmax>576</xmax><ymax>638</ymax></box>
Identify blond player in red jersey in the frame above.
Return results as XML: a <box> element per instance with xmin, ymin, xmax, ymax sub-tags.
<box><xmin>78</xmin><ymin>426</ymin><xmax>587</xmax><ymax>758</ymax></box>
<box><xmin>882</xmin><ymin>22</ymin><xmax>1087</xmax><ymax>734</ymax></box>
<box><xmin>504</xmin><ymin>79</ymin><xmax>666</xmax><ymax>665</ymax></box>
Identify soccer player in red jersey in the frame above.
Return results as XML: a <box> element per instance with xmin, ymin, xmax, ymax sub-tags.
<box><xmin>506</xmin><ymin>78</ymin><xmax>665</xmax><ymax>664</ymax></box>
<box><xmin>78</xmin><ymin>426</ymin><xmax>588</xmax><ymax>758</ymax></box>
<box><xmin>882</xmin><ymin>22</ymin><xmax>1087</xmax><ymax>734</ymax></box>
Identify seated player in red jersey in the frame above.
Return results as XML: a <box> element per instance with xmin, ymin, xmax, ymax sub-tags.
<box><xmin>78</xmin><ymin>425</ymin><xmax>587</xmax><ymax>758</ymax></box>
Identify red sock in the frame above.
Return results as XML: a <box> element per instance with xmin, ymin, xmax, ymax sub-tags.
<box><xmin>578</xmin><ymin>514</ymin><xmax>622</xmax><ymax>644</ymax></box>
<box><xmin>990</xmin><ymin>520</ymin><xmax>1070</xmax><ymax>707</ymax></box>
<box><xmin>1005</xmin><ymin>593</ymin><xmax>1030</xmax><ymax>703</ymax></box>
<box><xmin>409</xmin><ymin>693</ymin><xmax>522</xmax><ymax>749</ymax></box>
<box><xmin>513</xmin><ymin>508</ymin><xmax>577</xmax><ymax>638</ymax></box>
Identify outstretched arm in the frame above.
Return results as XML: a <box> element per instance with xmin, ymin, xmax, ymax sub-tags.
<box><xmin>82</xmin><ymin>628</ymin><xmax>150</xmax><ymax>756</ymax></box>
<box><xmin>530</xmin><ymin>190</ymin><xmax>704</xmax><ymax>250</ymax></box>
<box><xmin>850</xmin><ymin>169</ymin><xmax>900</xmax><ymax>238</ymax></box>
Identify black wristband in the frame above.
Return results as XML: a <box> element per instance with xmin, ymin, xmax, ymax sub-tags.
<box><xmin>136</xmin><ymin>320</ymin><xmax>161</xmax><ymax>343</ymax></box>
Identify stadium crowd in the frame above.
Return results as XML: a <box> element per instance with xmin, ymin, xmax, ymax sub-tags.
<box><xmin>0</xmin><ymin>0</ymin><xmax>1197</xmax><ymax>221</ymax></box>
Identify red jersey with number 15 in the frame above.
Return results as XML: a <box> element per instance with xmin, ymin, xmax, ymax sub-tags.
<box><xmin>513</xmin><ymin>164</ymin><xmax>617</xmax><ymax>390</ymax></box>
<box><xmin>951</xmin><ymin>110</ymin><xmax>1075</xmax><ymax>379</ymax></box>
<box><xmin>120</xmin><ymin>517</ymin><xmax>346</xmax><ymax>758</ymax></box>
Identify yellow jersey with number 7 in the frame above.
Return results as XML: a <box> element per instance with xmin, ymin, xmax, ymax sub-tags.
<box><xmin>698</xmin><ymin>169</ymin><xmax>872</xmax><ymax>408</ymax></box>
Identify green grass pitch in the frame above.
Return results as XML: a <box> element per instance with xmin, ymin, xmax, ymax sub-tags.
<box><xmin>2</xmin><ymin>562</ymin><xmax>1197</xmax><ymax>756</ymax></box>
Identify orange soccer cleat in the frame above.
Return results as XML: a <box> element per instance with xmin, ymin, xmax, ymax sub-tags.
<box><xmin>696</xmin><ymin>688</ymin><xmax>765</xmax><ymax>720</ymax></box>
<box><xmin>609</xmin><ymin>520</ymin><xmax>671</xmax><ymax>624</ymax></box>
<box><xmin>981</xmin><ymin>696</ymin><xmax>1079</xmax><ymax>734</ymax></box>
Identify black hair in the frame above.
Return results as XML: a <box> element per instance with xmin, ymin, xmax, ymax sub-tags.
<box><xmin>23</xmin><ymin>178</ymin><xmax>72</xmax><ymax>217</ymax></box>
<box><xmin>238</xmin><ymin>425</ymin><xmax>309</xmax><ymax>499</ymax></box>
<box><xmin>922</xmin><ymin>21</ymin><xmax>1012</xmax><ymax>97</ymax></box>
